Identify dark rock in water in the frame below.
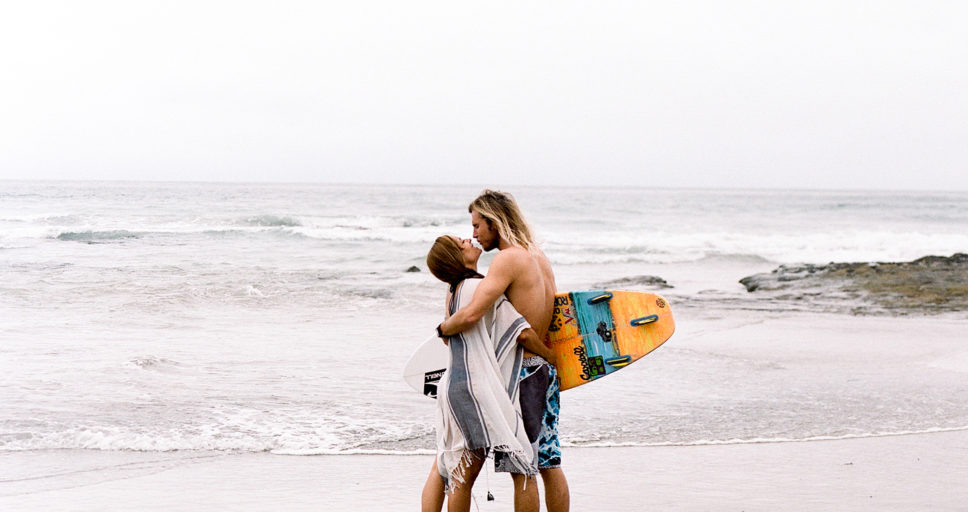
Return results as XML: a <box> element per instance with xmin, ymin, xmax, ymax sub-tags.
<box><xmin>594</xmin><ymin>275</ymin><xmax>672</xmax><ymax>289</ymax></box>
<box><xmin>406</xmin><ymin>265</ymin><xmax>421</xmax><ymax>273</ymax></box>
<box><xmin>739</xmin><ymin>253</ymin><xmax>968</xmax><ymax>314</ymax></box>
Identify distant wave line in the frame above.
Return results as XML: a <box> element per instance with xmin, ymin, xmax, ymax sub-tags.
<box><xmin>55</xmin><ymin>230</ymin><xmax>143</xmax><ymax>241</ymax></box>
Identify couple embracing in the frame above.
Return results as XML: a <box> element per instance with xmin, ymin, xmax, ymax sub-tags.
<box><xmin>422</xmin><ymin>190</ymin><xmax>569</xmax><ymax>512</ymax></box>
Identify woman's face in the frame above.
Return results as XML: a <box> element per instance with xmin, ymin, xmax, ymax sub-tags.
<box><xmin>451</xmin><ymin>236</ymin><xmax>482</xmax><ymax>268</ymax></box>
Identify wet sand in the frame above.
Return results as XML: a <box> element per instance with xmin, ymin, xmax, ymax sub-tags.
<box><xmin>3</xmin><ymin>429</ymin><xmax>967</xmax><ymax>511</ymax></box>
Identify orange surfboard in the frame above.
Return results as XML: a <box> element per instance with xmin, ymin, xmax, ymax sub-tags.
<box><xmin>403</xmin><ymin>290</ymin><xmax>675</xmax><ymax>397</ymax></box>
<box><xmin>545</xmin><ymin>290</ymin><xmax>675</xmax><ymax>390</ymax></box>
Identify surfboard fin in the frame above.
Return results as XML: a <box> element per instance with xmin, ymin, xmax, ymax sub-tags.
<box><xmin>586</xmin><ymin>292</ymin><xmax>613</xmax><ymax>305</ymax></box>
<box><xmin>630</xmin><ymin>314</ymin><xmax>659</xmax><ymax>326</ymax></box>
<box><xmin>606</xmin><ymin>355</ymin><xmax>633</xmax><ymax>367</ymax></box>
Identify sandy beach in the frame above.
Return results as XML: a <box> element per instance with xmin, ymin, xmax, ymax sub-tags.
<box><xmin>3</xmin><ymin>429</ymin><xmax>966</xmax><ymax>511</ymax></box>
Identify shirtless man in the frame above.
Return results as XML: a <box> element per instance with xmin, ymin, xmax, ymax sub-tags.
<box><xmin>439</xmin><ymin>189</ymin><xmax>570</xmax><ymax>512</ymax></box>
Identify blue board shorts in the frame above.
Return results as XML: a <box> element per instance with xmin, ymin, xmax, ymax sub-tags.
<box><xmin>496</xmin><ymin>356</ymin><xmax>562</xmax><ymax>472</ymax></box>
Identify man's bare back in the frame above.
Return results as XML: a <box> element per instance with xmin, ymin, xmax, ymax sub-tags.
<box><xmin>501</xmin><ymin>246</ymin><xmax>556</xmax><ymax>351</ymax></box>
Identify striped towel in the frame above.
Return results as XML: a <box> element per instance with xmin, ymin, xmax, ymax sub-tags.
<box><xmin>435</xmin><ymin>278</ymin><xmax>536</xmax><ymax>491</ymax></box>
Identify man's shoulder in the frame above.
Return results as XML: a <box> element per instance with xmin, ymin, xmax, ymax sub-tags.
<box><xmin>493</xmin><ymin>246</ymin><xmax>553</xmax><ymax>284</ymax></box>
<box><xmin>493</xmin><ymin>246</ymin><xmax>532</xmax><ymax>266</ymax></box>
<box><xmin>498</xmin><ymin>245</ymin><xmax>550</xmax><ymax>264</ymax></box>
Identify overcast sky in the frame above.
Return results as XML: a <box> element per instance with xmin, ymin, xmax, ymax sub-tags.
<box><xmin>1</xmin><ymin>1</ymin><xmax>966</xmax><ymax>190</ymax></box>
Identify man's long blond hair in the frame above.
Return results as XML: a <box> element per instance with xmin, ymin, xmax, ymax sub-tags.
<box><xmin>468</xmin><ymin>189</ymin><xmax>537</xmax><ymax>252</ymax></box>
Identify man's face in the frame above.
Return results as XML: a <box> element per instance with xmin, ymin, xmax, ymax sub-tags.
<box><xmin>471</xmin><ymin>210</ymin><xmax>499</xmax><ymax>251</ymax></box>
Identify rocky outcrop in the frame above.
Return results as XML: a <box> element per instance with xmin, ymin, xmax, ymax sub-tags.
<box><xmin>739</xmin><ymin>253</ymin><xmax>968</xmax><ymax>314</ymax></box>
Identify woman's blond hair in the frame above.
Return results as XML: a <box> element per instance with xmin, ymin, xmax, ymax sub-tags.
<box><xmin>467</xmin><ymin>189</ymin><xmax>537</xmax><ymax>252</ymax></box>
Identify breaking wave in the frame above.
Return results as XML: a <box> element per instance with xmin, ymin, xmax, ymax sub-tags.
<box><xmin>240</xmin><ymin>215</ymin><xmax>302</xmax><ymax>227</ymax></box>
<box><xmin>55</xmin><ymin>230</ymin><xmax>142</xmax><ymax>242</ymax></box>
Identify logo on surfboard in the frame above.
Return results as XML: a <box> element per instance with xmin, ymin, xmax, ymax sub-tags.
<box><xmin>423</xmin><ymin>369</ymin><xmax>445</xmax><ymax>398</ymax></box>
<box><xmin>573</xmin><ymin>345</ymin><xmax>607</xmax><ymax>381</ymax></box>
<box><xmin>549</xmin><ymin>295</ymin><xmax>577</xmax><ymax>333</ymax></box>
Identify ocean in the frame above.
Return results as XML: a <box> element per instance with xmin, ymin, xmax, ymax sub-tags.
<box><xmin>2</xmin><ymin>181</ymin><xmax>967</xmax><ymax>459</ymax></box>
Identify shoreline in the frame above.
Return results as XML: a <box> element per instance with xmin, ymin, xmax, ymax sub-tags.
<box><xmin>3</xmin><ymin>429</ymin><xmax>967</xmax><ymax>511</ymax></box>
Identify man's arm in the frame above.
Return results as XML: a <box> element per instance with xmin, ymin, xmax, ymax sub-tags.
<box><xmin>438</xmin><ymin>251</ymin><xmax>518</xmax><ymax>336</ymax></box>
<box><xmin>516</xmin><ymin>328</ymin><xmax>554</xmax><ymax>363</ymax></box>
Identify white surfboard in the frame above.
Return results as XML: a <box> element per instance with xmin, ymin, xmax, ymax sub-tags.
<box><xmin>403</xmin><ymin>334</ymin><xmax>449</xmax><ymax>398</ymax></box>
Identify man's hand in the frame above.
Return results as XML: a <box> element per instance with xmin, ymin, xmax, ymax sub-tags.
<box><xmin>516</xmin><ymin>328</ymin><xmax>554</xmax><ymax>363</ymax></box>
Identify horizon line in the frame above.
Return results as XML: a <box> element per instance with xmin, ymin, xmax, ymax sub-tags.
<box><xmin>3</xmin><ymin>177</ymin><xmax>967</xmax><ymax>195</ymax></box>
